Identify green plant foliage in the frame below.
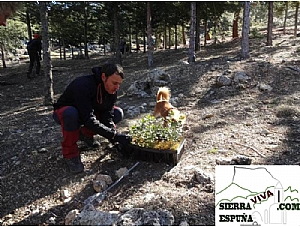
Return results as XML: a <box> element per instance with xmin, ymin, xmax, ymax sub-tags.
<box><xmin>0</xmin><ymin>19</ymin><xmax>27</xmax><ymax>50</ymax></box>
<box><xmin>208</xmin><ymin>147</ymin><xmax>218</xmax><ymax>154</ymax></box>
<box><xmin>250</xmin><ymin>28</ymin><xmax>263</xmax><ymax>38</ymax></box>
<box><xmin>129</xmin><ymin>113</ymin><xmax>184</xmax><ymax>151</ymax></box>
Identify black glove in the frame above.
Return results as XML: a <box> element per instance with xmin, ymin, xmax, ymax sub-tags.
<box><xmin>113</xmin><ymin>133</ymin><xmax>132</xmax><ymax>147</ymax></box>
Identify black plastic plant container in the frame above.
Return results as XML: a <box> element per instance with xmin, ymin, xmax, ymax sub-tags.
<box><xmin>124</xmin><ymin>139</ymin><xmax>186</xmax><ymax>166</ymax></box>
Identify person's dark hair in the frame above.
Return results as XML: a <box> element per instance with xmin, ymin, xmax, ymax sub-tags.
<box><xmin>102</xmin><ymin>63</ymin><xmax>124</xmax><ymax>79</ymax></box>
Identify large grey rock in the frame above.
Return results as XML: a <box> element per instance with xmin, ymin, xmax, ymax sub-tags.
<box><xmin>146</xmin><ymin>69</ymin><xmax>171</xmax><ymax>84</ymax></box>
<box><xmin>127</xmin><ymin>81</ymin><xmax>151</xmax><ymax>97</ymax></box>
<box><xmin>258</xmin><ymin>82</ymin><xmax>273</xmax><ymax>92</ymax></box>
<box><xmin>216</xmin><ymin>75</ymin><xmax>232</xmax><ymax>87</ymax></box>
<box><xmin>93</xmin><ymin>174</ymin><xmax>113</xmax><ymax>193</ymax></box>
<box><xmin>73</xmin><ymin>205</ymin><xmax>119</xmax><ymax>226</ymax></box>
<box><xmin>71</xmin><ymin>206</ymin><xmax>174</xmax><ymax>226</ymax></box>
<box><xmin>116</xmin><ymin>208</ymin><xmax>174</xmax><ymax>226</ymax></box>
<box><xmin>233</xmin><ymin>71</ymin><xmax>250</xmax><ymax>83</ymax></box>
<box><xmin>126</xmin><ymin>69</ymin><xmax>172</xmax><ymax>98</ymax></box>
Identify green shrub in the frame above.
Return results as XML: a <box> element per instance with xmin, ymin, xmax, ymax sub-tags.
<box><xmin>129</xmin><ymin>113</ymin><xmax>185</xmax><ymax>150</ymax></box>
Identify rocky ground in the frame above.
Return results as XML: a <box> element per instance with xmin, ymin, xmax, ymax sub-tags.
<box><xmin>1</xmin><ymin>30</ymin><xmax>300</xmax><ymax>226</ymax></box>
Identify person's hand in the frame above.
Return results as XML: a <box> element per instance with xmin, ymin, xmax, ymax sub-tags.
<box><xmin>113</xmin><ymin>133</ymin><xmax>132</xmax><ymax>147</ymax></box>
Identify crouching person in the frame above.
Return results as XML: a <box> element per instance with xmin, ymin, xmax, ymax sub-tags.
<box><xmin>53</xmin><ymin>63</ymin><xmax>131</xmax><ymax>174</ymax></box>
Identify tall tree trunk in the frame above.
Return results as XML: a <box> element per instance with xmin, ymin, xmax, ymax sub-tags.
<box><xmin>188</xmin><ymin>2</ymin><xmax>196</xmax><ymax>63</ymax></box>
<box><xmin>168</xmin><ymin>26</ymin><xmax>171</xmax><ymax>49</ymax></box>
<box><xmin>204</xmin><ymin>18</ymin><xmax>207</xmax><ymax>46</ymax></box>
<box><xmin>241</xmin><ymin>1</ymin><xmax>250</xmax><ymax>59</ymax></box>
<box><xmin>147</xmin><ymin>2</ymin><xmax>153</xmax><ymax>67</ymax></box>
<box><xmin>182</xmin><ymin>23</ymin><xmax>186</xmax><ymax>46</ymax></box>
<box><xmin>174</xmin><ymin>24</ymin><xmax>178</xmax><ymax>50</ymax></box>
<box><xmin>267</xmin><ymin>1</ymin><xmax>273</xmax><ymax>46</ymax></box>
<box><xmin>294</xmin><ymin>2</ymin><xmax>299</xmax><ymax>37</ymax></box>
<box><xmin>163</xmin><ymin>23</ymin><xmax>167</xmax><ymax>49</ymax></box>
<box><xmin>113</xmin><ymin>3</ymin><xmax>122</xmax><ymax>65</ymax></box>
<box><xmin>26</xmin><ymin>10</ymin><xmax>32</xmax><ymax>41</ymax></box>
<box><xmin>143</xmin><ymin>34</ymin><xmax>146</xmax><ymax>53</ymax></box>
<box><xmin>283</xmin><ymin>1</ymin><xmax>288</xmax><ymax>35</ymax></box>
<box><xmin>59</xmin><ymin>39</ymin><xmax>62</xmax><ymax>59</ymax></box>
<box><xmin>1</xmin><ymin>43</ymin><xmax>7</xmax><ymax>68</ymax></box>
<box><xmin>135</xmin><ymin>32</ymin><xmax>139</xmax><ymax>51</ymax></box>
<box><xmin>39</xmin><ymin>1</ymin><xmax>54</xmax><ymax>106</ymax></box>
<box><xmin>63</xmin><ymin>39</ymin><xmax>66</xmax><ymax>60</ymax></box>
<box><xmin>232</xmin><ymin>11</ymin><xmax>240</xmax><ymax>38</ymax></box>
<box><xmin>213</xmin><ymin>24</ymin><xmax>217</xmax><ymax>45</ymax></box>
<box><xmin>84</xmin><ymin>2</ymin><xmax>89</xmax><ymax>59</ymax></box>
<box><xmin>195</xmin><ymin>3</ymin><xmax>200</xmax><ymax>51</ymax></box>
<box><xmin>129</xmin><ymin>25</ymin><xmax>132</xmax><ymax>53</ymax></box>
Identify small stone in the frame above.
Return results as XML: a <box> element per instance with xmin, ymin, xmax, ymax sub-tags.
<box><xmin>116</xmin><ymin>167</ymin><xmax>128</xmax><ymax>178</ymax></box>
<box><xmin>95</xmin><ymin>174</ymin><xmax>113</xmax><ymax>185</ymax></box>
<box><xmin>93</xmin><ymin>179</ymin><xmax>107</xmax><ymax>193</ymax></box>
<box><xmin>61</xmin><ymin>189</ymin><xmax>71</xmax><ymax>200</ymax></box>
<box><xmin>216</xmin><ymin>158</ymin><xmax>231</xmax><ymax>165</ymax></box>
<box><xmin>49</xmin><ymin>217</ymin><xmax>56</xmax><ymax>224</ymax></box>
<box><xmin>231</xmin><ymin>155</ymin><xmax>252</xmax><ymax>165</ymax></box>
<box><xmin>38</xmin><ymin>148</ymin><xmax>47</xmax><ymax>153</ymax></box>
<box><xmin>203</xmin><ymin>113</ymin><xmax>214</xmax><ymax>119</ymax></box>
<box><xmin>65</xmin><ymin>209</ymin><xmax>79</xmax><ymax>225</ymax></box>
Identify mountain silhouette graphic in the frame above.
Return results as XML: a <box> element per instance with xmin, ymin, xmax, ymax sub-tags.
<box><xmin>232</xmin><ymin>166</ymin><xmax>280</xmax><ymax>193</ymax></box>
<box><xmin>216</xmin><ymin>167</ymin><xmax>280</xmax><ymax>206</ymax></box>
<box><xmin>216</xmin><ymin>182</ymin><xmax>258</xmax><ymax>206</ymax></box>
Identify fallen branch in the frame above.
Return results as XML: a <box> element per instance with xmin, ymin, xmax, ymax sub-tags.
<box><xmin>83</xmin><ymin>161</ymin><xmax>140</xmax><ymax>207</ymax></box>
<box><xmin>233</xmin><ymin>142</ymin><xmax>266</xmax><ymax>158</ymax></box>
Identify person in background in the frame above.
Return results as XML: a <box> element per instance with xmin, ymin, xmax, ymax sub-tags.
<box><xmin>0</xmin><ymin>2</ymin><xmax>19</xmax><ymax>26</ymax></box>
<box><xmin>26</xmin><ymin>33</ymin><xmax>42</xmax><ymax>79</ymax></box>
<box><xmin>120</xmin><ymin>38</ymin><xmax>126</xmax><ymax>55</ymax></box>
<box><xmin>52</xmin><ymin>63</ymin><xmax>132</xmax><ymax>174</ymax></box>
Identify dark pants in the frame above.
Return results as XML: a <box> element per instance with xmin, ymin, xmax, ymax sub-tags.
<box><xmin>27</xmin><ymin>52</ymin><xmax>41</xmax><ymax>75</ymax></box>
<box><xmin>53</xmin><ymin>106</ymin><xmax>123</xmax><ymax>158</ymax></box>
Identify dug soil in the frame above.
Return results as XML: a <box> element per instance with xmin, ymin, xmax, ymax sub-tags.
<box><xmin>1</xmin><ymin>31</ymin><xmax>300</xmax><ymax>226</ymax></box>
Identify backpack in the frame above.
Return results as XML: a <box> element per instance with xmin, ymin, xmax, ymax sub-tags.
<box><xmin>27</xmin><ymin>40</ymin><xmax>38</xmax><ymax>52</ymax></box>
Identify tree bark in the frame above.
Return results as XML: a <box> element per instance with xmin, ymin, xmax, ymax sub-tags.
<box><xmin>163</xmin><ymin>23</ymin><xmax>167</xmax><ymax>49</ymax></box>
<box><xmin>63</xmin><ymin>39</ymin><xmax>66</xmax><ymax>60</ymax></box>
<box><xmin>232</xmin><ymin>11</ymin><xmax>240</xmax><ymax>38</ymax></box>
<box><xmin>26</xmin><ymin>10</ymin><xmax>32</xmax><ymax>41</ymax></box>
<box><xmin>204</xmin><ymin>18</ymin><xmax>207</xmax><ymax>46</ymax></box>
<box><xmin>143</xmin><ymin>34</ymin><xmax>146</xmax><ymax>53</ymax></box>
<box><xmin>294</xmin><ymin>2</ymin><xmax>299</xmax><ymax>37</ymax></box>
<box><xmin>84</xmin><ymin>2</ymin><xmax>89</xmax><ymax>59</ymax></box>
<box><xmin>182</xmin><ymin>24</ymin><xmax>186</xmax><ymax>46</ymax></box>
<box><xmin>241</xmin><ymin>1</ymin><xmax>250</xmax><ymax>59</ymax></box>
<box><xmin>113</xmin><ymin>3</ymin><xmax>122</xmax><ymax>65</ymax></box>
<box><xmin>195</xmin><ymin>3</ymin><xmax>200</xmax><ymax>51</ymax></box>
<box><xmin>174</xmin><ymin>24</ymin><xmax>178</xmax><ymax>50</ymax></box>
<box><xmin>188</xmin><ymin>2</ymin><xmax>196</xmax><ymax>63</ymax></box>
<box><xmin>1</xmin><ymin>43</ymin><xmax>7</xmax><ymax>68</ymax></box>
<box><xmin>39</xmin><ymin>1</ymin><xmax>54</xmax><ymax>106</ymax></box>
<box><xmin>168</xmin><ymin>26</ymin><xmax>171</xmax><ymax>49</ymax></box>
<box><xmin>283</xmin><ymin>1</ymin><xmax>288</xmax><ymax>35</ymax></box>
<box><xmin>129</xmin><ymin>25</ymin><xmax>132</xmax><ymax>53</ymax></box>
<box><xmin>147</xmin><ymin>2</ymin><xmax>153</xmax><ymax>67</ymax></box>
<box><xmin>267</xmin><ymin>1</ymin><xmax>273</xmax><ymax>46</ymax></box>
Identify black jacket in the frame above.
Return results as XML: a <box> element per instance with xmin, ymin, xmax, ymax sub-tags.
<box><xmin>53</xmin><ymin>67</ymin><xmax>117</xmax><ymax>139</ymax></box>
<box><xmin>27</xmin><ymin>38</ymin><xmax>42</xmax><ymax>56</ymax></box>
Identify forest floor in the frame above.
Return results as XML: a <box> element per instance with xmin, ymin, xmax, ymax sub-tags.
<box><xmin>1</xmin><ymin>29</ymin><xmax>300</xmax><ymax>226</ymax></box>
